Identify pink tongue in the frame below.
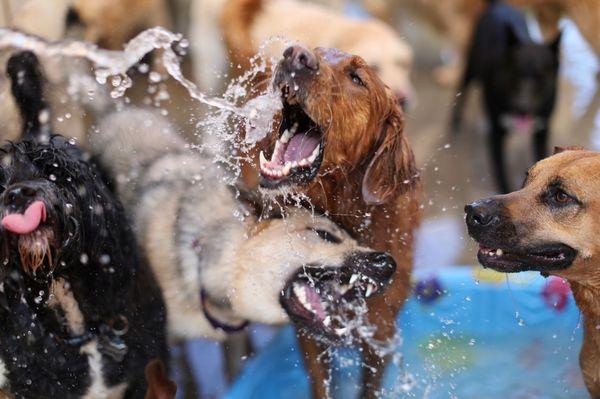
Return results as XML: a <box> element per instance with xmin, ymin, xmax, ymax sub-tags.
<box><xmin>514</xmin><ymin>115</ymin><xmax>533</xmax><ymax>133</ymax></box>
<box><xmin>2</xmin><ymin>201</ymin><xmax>46</xmax><ymax>234</ymax></box>
<box><xmin>283</xmin><ymin>133</ymin><xmax>320</xmax><ymax>164</ymax></box>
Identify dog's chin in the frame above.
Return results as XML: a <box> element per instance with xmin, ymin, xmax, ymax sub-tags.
<box><xmin>279</xmin><ymin>264</ymin><xmax>388</xmax><ymax>345</ymax></box>
<box><xmin>5</xmin><ymin>226</ymin><xmax>58</xmax><ymax>279</ymax></box>
<box><xmin>476</xmin><ymin>243</ymin><xmax>577</xmax><ymax>273</ymax></box>
<box><xmin>259</xmin><ymin>87</ymin><xmax>325</xmax><ymax>191</ymax></box>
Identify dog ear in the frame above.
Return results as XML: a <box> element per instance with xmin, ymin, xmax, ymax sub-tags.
<box><xmin>553</xmin><ymin>145</ymin><xmax>584</xmax><ymax>155</ymax></box>
<box><xmin>506</xmin><ymin>24</ymin><xmax>522</xmax><ymax>48</ymax></box>
<box><xmin>144</xmin><ymin>359</ymin><xmax>177</xmax><ymax>399</ymax></box>
<box><xmin>549</xmin><ymin>30</ymin><xmax>562</xmax><ymax>56</ymax></box>
<box><xmin>362</xmin><ymin>104</ymin><xmax>418</xmax><ymax>205</ymax></box>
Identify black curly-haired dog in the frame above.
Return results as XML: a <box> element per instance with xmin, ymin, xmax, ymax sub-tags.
<box><xmin>0</xmin><ymin>52</ymin><xmax>168</xmax><ymax>398</ymax></box>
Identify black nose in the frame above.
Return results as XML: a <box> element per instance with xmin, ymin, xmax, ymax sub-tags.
<box><xmin>356</xmin><ymin>252</ymin><xmax>396</xmax><ymax>282</ymax></box>
<box><xmin>4</xmin><ymin>184</ymin><xmax>38</xmax><ymax>208</ymax></box>
<box><xmin>282</xmin><ymin>45</ymin><xmax>319</xmax><ymax>72</ymax></box>
<box><xmin>465</xmin><ymin>199</ymin><xmax>501</xmax><ymax>227</ymax></box>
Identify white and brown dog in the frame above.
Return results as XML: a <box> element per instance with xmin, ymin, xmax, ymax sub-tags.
<box><xmin>90</xmin><ymin>107</ymin><xmax>397</xmax><ymax>343</ymax></box>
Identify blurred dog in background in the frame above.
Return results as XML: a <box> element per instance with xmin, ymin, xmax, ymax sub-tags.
<box><xmin>452</xmin><ymin>0</ymin><xmax>561</xmax><ymax>193</ymax></box>
<box><xmin>193</xmin><ymin>0</ymin><xmax>414</xmax><ymax>108</ymax></box>
<box><xmin>465</xmin><ymin>146</ymin><xmax>600</xmax><ymax>397</ymax></box>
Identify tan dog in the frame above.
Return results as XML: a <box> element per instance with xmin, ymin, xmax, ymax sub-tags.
<box><xmin>465</xmin><ymin>146</ymin><xmax>600</xmax><ymax>397</ymax></box>
<box><xmin>193</xmin><ymin>0</ymin><xmax>414</xmax><ymax>107</ymax></box>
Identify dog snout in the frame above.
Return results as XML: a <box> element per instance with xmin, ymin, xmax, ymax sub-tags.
<box><xmin>352</xmin><ymin>251</ymin><xmax>396</xmax><ymax>283</ymax></box>
<box><xmin>4</xmin><ymin>184</ymin><xmax>39</xmax><ymax>208</ymax></box>
<box><xmin>283</xmin><ymin>45</ymin><xmax>319</xmax><ymax>72</ymax></box>
<box><xmin>465</xmin><ymin>199</ymin><xmax>502</xmax><ymax>228</ymax></box>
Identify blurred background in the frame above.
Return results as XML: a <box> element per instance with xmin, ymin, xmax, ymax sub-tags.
<box><xmin>0</xmin><ymin>0</ymin><xmax>598</xmax><ymax>397</ymax></box>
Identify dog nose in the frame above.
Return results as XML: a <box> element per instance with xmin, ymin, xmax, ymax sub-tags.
<box><xmin>465</xmin><ymin>199</ymin><xmax>500</xmax><ymax>227</ymax></box>
<box><xmin>359</xmin><ymin>252</ymin><xmax>396</xmax><ymax>282</ymax></box>
<box><xmin>283</xmin><ymin>46</ymin><xmax>319</xmax><ymax>71</ymax></box>
<box><xmin>4</xmin><ymin>184</ymin><xmax>38</xmax><ymax>208</ymax></box>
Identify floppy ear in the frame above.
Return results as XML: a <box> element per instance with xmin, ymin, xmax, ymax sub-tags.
<box><xmin>362</xmin><ymin>104</ymin><xmax>418</xmax><ymax>205</ymax></box>
<box><xmin>553</xmin><ymin>145</ymin><xmax>584</xmax><ymax>155</ymax></box>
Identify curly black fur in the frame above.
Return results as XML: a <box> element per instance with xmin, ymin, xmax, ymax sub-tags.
<box><xmin>0</xmin><ymin>52</ymin><xmax>168</xmax><ymax>398</ymax></box>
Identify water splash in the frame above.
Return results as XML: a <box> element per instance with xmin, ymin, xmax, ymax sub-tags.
<box><xmin>0</xmin><ymin>27</ymin><xmax>281</xmax><ymax>143</ymax></box>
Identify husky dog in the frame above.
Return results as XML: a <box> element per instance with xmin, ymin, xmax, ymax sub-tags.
<box><xmin>90</xmin><ymin>107</ymin><xmax>396</xmax><ymax>343</ymax></box>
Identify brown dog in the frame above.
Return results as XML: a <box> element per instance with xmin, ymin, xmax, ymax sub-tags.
<box><xmin>247</xmin><ymin>45</ymin><xmax>421</xmax><ymax>398</ymax></box>
<box><xmin>144</xmin><ymin>359</ymin><xmax>177</xmax><ymax>399</ymax></box>
<box><xmin>465</xmin><ymin>146</ymin><xmax>600</xmax><ymax>397</ymax></box>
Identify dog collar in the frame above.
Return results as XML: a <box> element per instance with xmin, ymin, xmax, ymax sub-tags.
<box><xmin>200</xmin><ymin>289</ymin><xmax>249</xmax><ymax>333</ymax></box>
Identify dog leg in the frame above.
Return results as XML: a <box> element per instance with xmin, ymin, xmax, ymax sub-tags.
<box><xmin>533</xmin><ymin>126</ymin><xmax>549</xmax><ymax>161</ymax></box>
<box><xmin>298</xmin><ymin>333</ymin><xmax>331</xmax><ymax>399</ymax></box>
<box><xmin>489</xmin><ymin>122</ymin><xmax>510</xmax><ymax>193</ymax></box>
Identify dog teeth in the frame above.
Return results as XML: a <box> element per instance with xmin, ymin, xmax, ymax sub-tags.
<box><xmin>259</xmin><ymin>151</ymin><xmax>268</xmax><ymax>169</ymax></box>
<box><xmin>307</xmin><ymin>145</ymin><xmax>320</xmax><ymax>163</ymax></box>
<box><xmin>323</xmin><ymin>316</ymin><xmax>331</xmax><ymax>327</ymax></box>
<box><xmin>349</xmin><ymin>274</ymin><xmax>359</xmax><ymax>285</ymax></box>
<box><xmin>282</xmin><ymin>162</ymin><xmax>292</xmax><ymax>176</ymax></box>
<box><xmin>339</xmin><ymin>284</ymin><xmax>351</xmax><ymax>295</ymax></box>
<box><xmin>366</xmin><ymin>284</ymin><xmax>376</xmax><ymax>298</ymax></box>
<box><xmin>496</xmin><ymin>249</ymin><xmax>503</xmax><ymax>256</ymax></box>
<box><xmin>335</xmin><ymin>327</ymin><xmax>347</xmax><ymax>335</ymax></box>
<box><xmin>280</xmin><ymin>129</ymin><xmax>294</xmax><ymax>144</ymax></box>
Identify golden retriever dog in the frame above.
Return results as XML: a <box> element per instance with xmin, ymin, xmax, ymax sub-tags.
<box><xmin>243</xmin><ymin>44</ymin><xmax>421</xmax><ymax>398</ymax></box>
<box><xmin>90</xmin><ymin>106</ymin><xmax>397</xmax><ymax>349</ymax></box>
<box><xmin>465</xmin><ymin>146</ymin><xmax>600</xmax><ymax>397</ymax></box>
<box><xmin>194</xmin><ymin>0</ymin><xmax>414</xmax><ymax>107</ymax></box>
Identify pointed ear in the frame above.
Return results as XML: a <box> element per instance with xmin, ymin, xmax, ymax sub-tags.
<box><xmin>553</xmin><ymin>145</ymin><xmax>584</xmax><ymax>155</ymax></box>
<box><xmin>549</xmin><ymin>30</ymin><xmax>562</xmax><ymax>55</ymax></box>
<box><xmin>361</xmin><ymin>105</ymin><xmax>418</xmax><ymax>205</ymax></box>
<box><xmin>506</xmin><ymin>24</ymin><xmax>522</xmax><ymax>48</ymax></box>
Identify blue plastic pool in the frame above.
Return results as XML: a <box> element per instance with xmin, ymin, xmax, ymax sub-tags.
<box><xmin>225</xmin><ymin>266</ymin><xmax>587</xmax><ymax>398</ymax></box>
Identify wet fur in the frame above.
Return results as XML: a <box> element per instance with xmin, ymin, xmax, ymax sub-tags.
<box><xmin>249</xmin><ymin>46</ymin><xmax>421</xmax><ymax>398</ymax></box>
<box><xmin>90</xmin><ymin>107</ymin><xmax>378</xmax><ymax>341</ymax></box>
<box><xmin>0</xmin><ymin>52</ymin><xmax>168</xmax><ymax>399</ymax></box>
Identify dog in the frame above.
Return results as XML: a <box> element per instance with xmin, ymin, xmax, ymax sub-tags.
<box><xmin>0</xmin><ymin>51</ymin><xmax>168</xmax><ymax>398</ymax></box>
<box><xmin>89</xmin><ymin>106</ymin><xmax>397</xmax><ymax>349</ymax></box>
<box><xmin>193</xmin><ymin>0</ymin><xmax>414</xmax><ymax>108</ymax></box>
<box><xmin>451</xmin><ymin>0</ymin><xmax>561</xmax><ymax>193</ymax></box>
<box><xmin>465</xmin><ymin>146</ymin><xmax>600</xmax><ymax>398</ymax></box>
<box><xmin>144</xmin><ymin>360</ymin><xmax>176</xmax><ymax>399</ymax></box>
<box><xmin>245</xmin><ymin>44</ymin><xmax>421</xmax><ymax>398</ymax></box>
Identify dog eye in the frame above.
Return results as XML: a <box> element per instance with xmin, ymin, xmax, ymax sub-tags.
<box><xmin>546</xmin><ymin>187</ymin><xmax>576</xmax><ymax>207</ymax></box>
<box><xmin>349</xmin><ymin>71</ymin><xmax>366</xmax><ymax>87</ymax></box>
<box><xmin>554</xmin><ymin>190</ymin><xmax>572</xmax><ymax>204</ymax></box>
<box><xmin>310</xmin><ymin>229</ymin><xmax>342</xmax><ymax>244</ymax></box>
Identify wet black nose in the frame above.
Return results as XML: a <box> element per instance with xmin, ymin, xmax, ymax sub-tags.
<box><xmin>360</xmin><ymin>252</ymin><xmax>396</xmax><ymax>282</ymax></box>
<box><xmin>4</xmin><ymin>184</ymin><xmax>38</xmax><ymax>208</ymax></box>
<box><xmin>283</xmin><ymin>46</ymin><xmax>319</xmax><ymax>72</ymax></box>
<box><xmin>465</xmin><ymin>199</ymin><xmax>501</xmax><ymax>228</ymax></box>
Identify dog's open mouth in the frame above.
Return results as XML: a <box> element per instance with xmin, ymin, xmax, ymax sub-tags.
<box><xmin>259</xmin><ymin>88</ymin><xmax>324</xmax><ymax>189</ymax></box>
<box><xmin>1</xmin><ymin>201</ymin><xmax>56</xmax><ymax>276</ymax></box>
<box><xmin>477</xmin><ymin>243</ymin><xmax>577</xmax><ymax>273</ymax></box>
<box><xmin>280</xmin><ymin>256</ymin><xmax>394</xmax><ymax>342</ymax></box>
